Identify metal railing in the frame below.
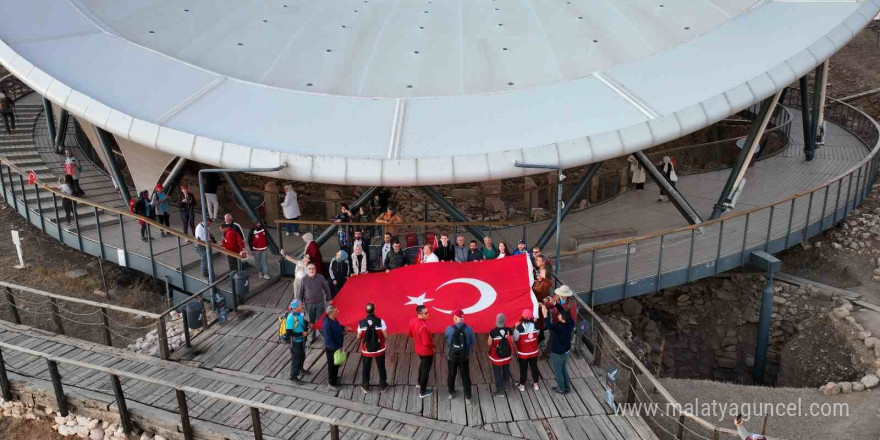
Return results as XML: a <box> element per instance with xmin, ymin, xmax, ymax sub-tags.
<box><xmin>0</xmin><ymin>73</ymin><xmax>30</xmax><ymax>102</ymax></box>
<box><xmin>0</xmin><ymin>157</ymin><xmax>243</xmax><ymax>303</ymax></box>
<box><xmin>0</xmin><ymin>340</ymin><xmax>413</xmax><ymax>440</ymax></box>
<box><xmin>551</xmin><ymin>93</ymin><xmax>879</xmax><ymax>306</ymax></box>
<box><xmin>157</xmin><ymin>272</ymin><xmax>232</xmax><ymax>354</ymax></box>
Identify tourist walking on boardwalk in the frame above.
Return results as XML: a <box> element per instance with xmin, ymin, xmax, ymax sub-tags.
<box><xmin>57</xmin><ymin>176</ymin><xmax>74</xmax><ymax>226</ymax></box>
<box><xmin>0</xmin><ymin>91</ymin><xmax>15</xmax><ymax>134</ymax></box>
<box><xmin>513</xmin><ymin>308</ymin><xmax>541</xmax><ymax>392</ymax></box>
<box><xmin>453</xmin><ymin>235</ymin><xmax>468</xmax><ymax>262</ymax></box>
<box><xmin>64</xmin><ymin>149</ymin><xmax>84</xmax><ymax>196</ymax></box>
<box><xmin>488</xmin><ymin>313</ymin><xmax>514</xmax><ymax>396</ymax></box>
<box><xmin>384</xmin><ymin>241</ymin><xmax>407</xmax><ymax>272</ymax></box>
<box><xmin>328</xmin><ymin>250</ymin><xmax>350</xmax><ymax>298</ymax></box>
<box><xmin>407</xmin><ymin>305</ymin><xmax>435</xmax><ymax>398</ymax></box>
<box><xmin>481</xmin><ymin>236</ymin><xmax>499</xmax><ymax>259</ymax></box>
<box><xmin>248</xmin><ymin>221</ymin><xmax>271</xmax><ymax>279</ymax></box>
<box><xmin>297</xmin><ymin>263</ymin><xmax>331</xmax><ymax>344</ymax></box>
<box><xmin>357</xmin><ymin>303</ymin><xmax>389</xmax><ymax>393</ymax></box>
<box><xmin>435</xmin><ymin>233</ymin><xmax>455</xmax><ymax>262</ymax></box>
<box><xmin>542</xmin><ymin>301</ymin><xmax>574</xmax><ymax>394</ymax></box>
<box><xmin>321</xmin><ymin>305</ymin><xmax>345</xmax><ymax>391</ymax></box>
<box><xmin>150</xmin><ymin>183</ymin><xmax>171</xmax><ymax>236</ymax></box>
<box><xmin>194</xmin><ymin>219</ymin><xmax>214</xmax><ymax>277</ymax></box>
<box><xmin>444</xmin><ymin>309</ymin><xmax>476</xmax><ymax>403</ymax></box>
<box><xmin>203</xmin><ymin>172</ymin><xmax>220</xmax><ymax>221</ymax></box>
<box><xmin>134</xmin><ymin>190</ymin><xmax>154</xmax><ymax>242</ymax></box>
<box><xmin>420</xmin><ymin>244</ymin><xmax>439</xmax><ymax>263</ymax></box>
<box><xmin>301</xmin><ymin>232</ymin><xmax>324</xmax><ymax>275</ymax></box>
<box><xmin>179</xmin><ymin>184</ymin><xmax>197</xmax><ymax>236</ymax></box>
<box><xmin>657</xmin><ymin>155</ymin><xmax>678</xmax><ymax>202</ymax></box>
<box><xmin>351</xmin><ymin>244</ymin><xmax>368</xmax><ymax>276</ymax></box>
<box><xmin>466</xmin><ymin>240</ymin><xmax>484</xmax><ymax>262</ymax></box>
<box><xmin>220</xmin><ymin>223</ymin><xmax>245</xmax><ymax>272</ymax></box>
<box><xmin>281</xmin><ymin>184</ymin><xmax>301</xmax><ymax>236</ymax></box>
<box><xmin>286</xmin><ymin>300</ymin><xmax>308</xmax><ymax>383</ymax></box>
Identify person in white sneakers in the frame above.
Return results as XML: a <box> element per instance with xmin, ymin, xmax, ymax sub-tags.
<box><xmin>513</xmin><ymin>308</ymin><xmax>541</xmax><ymax>392</ymax></box>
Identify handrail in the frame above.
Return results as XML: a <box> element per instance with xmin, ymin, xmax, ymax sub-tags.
<box><xmin>274</xmin><ymin>218</ymin><xmax>528</xmax><ymax>227</ymax></box>
<box><xmin>0</xmin><ymin>157</ymin><xmax>241</xmax><ymax>260</ymax></box>
<box><xmin>158</xmin><ymin>271</ymin><xmax>232</xmax><ymax>318</ymax></box>
<box><xmin>0</xmin><ymin>339</ymin><xmax>414</xmax><ymax>440</ymax></box>
<box><xmin>553</xmin><ymin>96</ymin><xmax>880</xmax><ymax>259</ymax></box>
<box><xmin>0</xmin><ymin>281</ymin><xmax>159</xmax><ymax>319</ymax></box>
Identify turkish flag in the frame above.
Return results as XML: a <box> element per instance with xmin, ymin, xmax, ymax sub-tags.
<box><xmin>332</xmin><ymin>254</ymin><xmax>537</xmax><ymax>334</ymax></box>
<box><xmin>27</xmin><ymin>170</ymin><xmax>36</xmax><ymax>185</ymax></box>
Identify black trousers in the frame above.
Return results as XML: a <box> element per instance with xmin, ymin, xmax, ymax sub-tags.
<box><xmin>227</xmin><ymin>255</ymin><xmax>240</xmax><ymax>272</ymax></box>
<box><xmin>418</xmin><ymin>355</ymin><xmax>433</xmax><ymax>391</ymax></box>
<box><xmin>493</xmin><ymin>364</ymin><xmax>511</xmax><ymax>390</ymax></box>
<box><xmin>447</xmin><ymin>358</ymin><xmax>472</xmax><ymax>399</ymax></box>
<box><xmin>361</xmin><ymin>354</ymin><xmax>388</xmax><ymax>387</ymax></box>
<box><xmin>290</xmin><ymin>339</ymin><xmax>305</xmax><ymax>380</ymax></box>
<box><xmin>518</xmin><ymin>357</ymin><xmax>540</xmax><ymax>384</ymax></box>
<box><xmin>180</xmin><ymin>211</ymin><xmax>195</xmax><ymax>235</ymax></box>
<box><xmin>325</xmin><ymin>348</ymin><xmax>340</xmax><ymax>387</ymax></box>
<box><xmin>140</xmin><ymin>222</ymin><xmax>149</xmax><ymax>239</ymax></box>
<box><xmin>1</xmin><ymin>111</ymin><xmax>14</xmax><ymax>132</ymax></box>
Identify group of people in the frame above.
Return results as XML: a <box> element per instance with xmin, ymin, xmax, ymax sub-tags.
<box><xmin>282</xmin><ymin>278</ymin><xmax>581</xmax><ymax>401</ymax></box>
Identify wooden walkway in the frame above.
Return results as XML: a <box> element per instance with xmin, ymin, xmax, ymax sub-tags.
<box><xmin>0</xmin><ymin>315</ymin><xmax>657</xmax><ymax>440</ymax></box>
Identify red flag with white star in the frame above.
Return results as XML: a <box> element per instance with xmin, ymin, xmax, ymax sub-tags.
<box><xmin>331</xmin><ymin>254</ymin><xmax>537</xmax><ymax>333</ymax></box>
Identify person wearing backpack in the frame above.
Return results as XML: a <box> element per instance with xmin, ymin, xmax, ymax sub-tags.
<box><xmin>443</xmin><ymin>309</ymin><xmax>476</xmax><ymax>403</ymax></box>
<box><xmin>513</xmin><ymin>308</ymin><xmax>541</xmax><ymax>392</ymax></box>
<box><xmin>286</xmin><ymin>300</ymin><xmax>309</xmax><ymax>383</ymax></box>
<box><xmin>321</xmin><ymin>305</ymin><xmax>345</xmax><ymax>391</ymax></box>
<box><xmin>356</xmin><ymin>303</ymin><xmax>389</xmax><ymax>393</ymax></box>
<box><xmin>487</xmin><ymin>313</ymin><xmax>514</xmax><ymax>397</ymax></box>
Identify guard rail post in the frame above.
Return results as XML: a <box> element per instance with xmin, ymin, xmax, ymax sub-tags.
<box><xmin>101</xmin><ymin>308</ymin><xmax>112</xmax><ymax>346</ymax></box>
<box><xmin>157</xmin><ymin>318</ymin><xmax>170</xmax><ymax>360</ymax></box>
<box><xmin>250</xmin><ymin>407</ymin><xmax>264</xmax><ymax>440</ymax></box>
<box><xmin>4</xmin><ymin>287</ymin><xmax>20</xmax><ymax>324</ymax></box>
<box><xmin>94</xmin><ymin>206</ymin><xmax>105</xmax><ymax>259</ymax></box>
<box><xmin>49</xmin><ymin>297</ymin><xmax>65</xmax><ymax>335</ymax></box>
<box><xmin>176</xmin><ymin>389</ymin><xmax>194</xmax><ymax>440</ymax></box>
<box><xmin>331</xmin><ymin>424</ymin><xmax>340</xmax><ymax>440</ymax></box>
<box><xmin>674</xmin><ymin>414</ymin><xmax>685</xmax><ymax>440</ymax></box>
<box><xmin>18</xmin><ymin>174</ymin><xmax>28</xmax><ymax>223</ymax></box>
<box><xmin>46</xmin><ymin>359</ymin><xmax>68</xmax><ymax>417</ymax></box>
<box><xmin>35</xmin><ymin>184</ymin><xmax>45</xmax><ymax>233</ymax></box>
<box><xmin>0</xmin><ymin>347</ymin><xmax>12</xmax><ymax>401</ymax></box>
<box><xmin>109</xmin><ymin>374</ymin><xmax>132</xmax><ymax>434</ymax></box>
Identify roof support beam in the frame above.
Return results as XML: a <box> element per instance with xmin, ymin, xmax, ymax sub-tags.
<box><xmin>710</xmin><ymin>91</ymin><xmax>781</xmax><ymax>220</ymax></box>
<box><xmin>633</xmin><ymin>151</ymin><xmax>702</xmax><ymax>225</ymax></box>
<box><xmin>534</xmin><ymin>162</ymin><xmax>603</xmax><ymax>250</ymax></box>
<box><xmin>420</xmin><ymin>186</ymin><xmax>485</xmax><ymax>242</ymax></box>
<box><xmin>95</xmin><ymin>127</ymin><xmax>133</xmax><ymax>205</ymax></box>
<box><xmin>222</xmin><ymin>171</ymin><xmax>279</xmax><ymax>255</ymax></box>
<box><xmin>799</xmin><ymin>75</ymin><xmax>815</xmax><ymax>161</ymax></box>
<box><xmin>811</xmin><ymin>62</ymin><xmax>827</xmax><ymax>147</ymax></box>
<box><xmin>54</xmin><ymin>109</ymin><xmax>69</xmax><ymax>154</ymax></box>
<box><xmin>162</xmin><ymin>158</ymin><xmax>188</xmax><ymax>199</ymax></box>
<box><xmin>315</xmin><ymin>186</ymin><xmax>382</xmax><ymax>247</ymax></box>
<box><xmin>42</xmin><ymin>97</ymin><xmax>56</xmax><ymax>152</ymax></box>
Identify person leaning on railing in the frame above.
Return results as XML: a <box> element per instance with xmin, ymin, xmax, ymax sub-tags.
<box><xmin>375</xmin><ymin>206</ymin><xmax>403</xmax><ymax>240</ymax></box>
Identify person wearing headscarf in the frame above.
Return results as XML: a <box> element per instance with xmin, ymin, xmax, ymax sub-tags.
<box><xmin>281</xmin><ymin>184</ymin><xmax>301</xmax><ymax>236</ymax></box>
<box><xmin>628</xmin><ymin>155</ymin><xmax>646</xmax><ymax>191</ymax></box>
<box><xmin>351</xmin><ymin>244</ymin><xmax>369</xmax><ymax>276</ymax></box>
<box><xmin>657</xmin><ymin>156</ymin><xmax>678</xmax><ymax>202</ymax></box>
<box><xmin>328</xmin><ymin>250</ymin><xmax>350</xmax><ymax>298</ymax></box>
<box><xmin>301</xmin><ymin>232</ymin><xmax>324</xmax><ymax>275</ymax></box>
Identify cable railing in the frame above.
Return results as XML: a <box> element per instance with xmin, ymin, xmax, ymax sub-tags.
<box><xmin>550</xmin><ymin>93</ymin><xmax>879</xmax><ymax>306</ymax></box>
<box><xmin>0</xmin><ymin>340</ymin><xmax>414</xmax><ymax>440</ymax></box>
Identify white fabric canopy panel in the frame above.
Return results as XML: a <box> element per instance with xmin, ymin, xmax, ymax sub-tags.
<box><xmin>0</xmin><ymin>0</ymin><xmax>877</xmax><ymax>185</ymax></box>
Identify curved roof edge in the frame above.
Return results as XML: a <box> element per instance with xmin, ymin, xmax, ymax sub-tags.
<box><xmin>1</xmin><ymin>0</ymin><xmax>878</xmax><ymax>186</ymax></box>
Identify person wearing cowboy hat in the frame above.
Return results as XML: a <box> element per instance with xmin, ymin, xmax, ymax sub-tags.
<box><xmin>550</xmin><ymin>285</ymin><xmax>578</xmax><ymax>324</ymax></box>
<box><xmin>541</xmin><ymin>299</ymin><xmax>574</xmax><ymax>394</ymax></box>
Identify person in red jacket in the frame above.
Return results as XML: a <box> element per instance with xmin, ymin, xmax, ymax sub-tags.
<box><xmin>487</xmin><ymin>313</ymin><xmax>514</xmax><ymax>396</ymax></box>
<box><xmin>513</xmin><ymin>308</ymin><xmax>541</xmax><ymax>392</ymax></box>
<box><xmin>220</xmin><ymin>223</ymin><xmax>245</xmax><ymax>272</ymax></box>
<box><xmin>407</xmin><ymin>305</ymin><xmax>435</xmax><ymax>398</ymax></box>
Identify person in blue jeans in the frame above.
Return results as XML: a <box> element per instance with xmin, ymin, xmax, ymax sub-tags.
<box><xmin>542</xmin><ymin>300</ymin><xmax>574</xmax><ymax>394</ymax></box>
<box><xmin>321</xmin><ymin>305</ymin><xmax>345</xmax><ymax>391</ymax></box>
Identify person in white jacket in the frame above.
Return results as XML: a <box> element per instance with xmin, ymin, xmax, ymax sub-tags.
<box><xmin>281</xmin><ymin>184</ymin><xmax>301</xmax><ymax>236</ymax></box>
<box><xmin>628</xmin><ymin>155</ymin><xmax>646</xmax><ymax>191</ymax></box>
<box><xmin>351</xmin><ymin>244</ymin><xmax>369</xmax><ymax>275</ymax></box>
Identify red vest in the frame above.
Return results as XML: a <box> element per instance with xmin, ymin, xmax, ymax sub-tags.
<box><xmin>515</xmin><ymin>321</ymin><xmax>540</xmax><ymax>359</ymax></box>
<box><xmin>252</xmin><ymin>228</ymin><xmax>268</xmax><ymax>251</ymax></box>
<box><xmin>488</xmin><ymin>327</ymin><xmax>513</xmax><ymax>366</ymax></box>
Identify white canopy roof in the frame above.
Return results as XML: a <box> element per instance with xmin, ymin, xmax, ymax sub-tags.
<box><xmin>1</xmin><ymin>0</ymin><xmax>877</xmax><ymax>185</ymax></box>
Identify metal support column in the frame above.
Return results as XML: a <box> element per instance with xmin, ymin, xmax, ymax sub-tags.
<box><xmin>810</xmin><ymin>63</ymin><xmax>826</xmax><ymax>149</ymax></box>
<box><xmin>815</xmin><ymin>62</ymin><xmax>830</xmax><ymax>145</ymax></box>
<box><xmin>633</xmin><ymin>151</ymin><xmax>703</xmax><ymax>225</ymax></box>
<box><xmin>42</xmin><ymin>97</ymin><xmax>57</xmax><ymax>149</ymax></box>
<box><xmin>710</xmin><ymin>92</ymin><xmax>782</xmax><ymax>219</ymax></box>
<box><xmin>535</xmin><ymin>162</ymin><xmax>602</xmax><ymax>249</ymax></box>
<box><xmin>799</xmin><ymin>76</ymin><xmax>815</xmax><ymax>161</ymax></box>
<box><xmin>420</xmin><ymin>186</ymin><xmax>485</xmax><ymax>242</ymax></box>
<box><xmin>315</xmin><ymin>186</ymin><xmax>382</xmax><ymax>246</ymax></box>
<box><xmin>161</xmin><ymin>158</ymin><xmax>188</xmax><ymax>198</ymax></box>
<box><xmin>95</xmin><ymin>127</ymin><xmax>133</xmax><ymax>204</ymax></box>
<box><xmin>55</xmin><ymin>110</ymin><xmax>69</xmax><ymax>154</ymax></box>
<box><xmin>223</xmin><ymin>171</ymin><xmax>279</xmax><ymax>254</ymax></box>
<box><xmin>749</xmin><ymin>251</ymin><xmax>781</xmax><ymax>383</ymax></box>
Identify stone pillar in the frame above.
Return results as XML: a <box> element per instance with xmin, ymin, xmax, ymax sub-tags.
<box><xmin>524</xmin><ymin>177</ymin><xmax>538</xmax><ymax>212</ymax></box>
<box><xmin>620</xmin><ymin>167</ymin><xmax>629</xmax><ymax>192</ymax></box>
<box><xmin>325</xmin><ymin>189</ymin><xmax>341</xmax><ymax>219</ymax></box>
<box><xmin>481</xmin><ymin>180</ymin><xmax>504</xmax><ymax>218</ymax></box>
<box><xmin>590</xmin><ymin>174</ymin><xmax>600</xmax><ymax>203</ymax></box>
<box><xmin>264</xmin><ymin>181</ymin><xmax>279</xmax><ymax>225</ymax></box>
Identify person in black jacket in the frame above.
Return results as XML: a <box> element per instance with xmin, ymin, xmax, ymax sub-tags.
<box><xmin>134</xmin><ymin>190</ymin><xmax>155</xmax><ymax>242</ymax></box>
<box><xmin>542</xmin><ymin>302</ymin><xmax>574</xmax><ymax>394</ymax></box>
<box><xmin>435</xmin><ymin>233</ymin><xmax>455</xmax><ymax>262</ymax></box>
<box><xmin>384</xmin><ymin>241</ymin><xmax>407</xmax><ymax>272</ymax></box>
<box><xmin>328</xmin><ymin>250</ymin><xmax>350</xmax><ymax>298</ymax></box>
<box><xmin>321</xmin><ymin>305</ymin><xmax>345</xmax><ymax>390</ymax></box>
<box><xmin>466</xmin><ymin>240</ymin><xmax>484</xmax><ymax>262</ymax></box>
<box><xmin>178</xmin><ymin>184</ymin><xmax>198</xmax><ymax>236</ymax></box>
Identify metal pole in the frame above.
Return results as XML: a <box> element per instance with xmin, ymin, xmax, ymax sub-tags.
<box><xmin>534</xmin><ymin>162</ymin><xmax>602</xmax><ymax>250</ymax></box>
<box><xmin>799</xmin><ymin>76</ymin><xmax>814</xmax><ymax>161</ymax></box>
<box><xmin>95</xmin><ymin>127</ymin><xmax>132</xmax><ymax>204</ymax></box>
<box><xmin>161</xmin><ymin>158</ymin><xmax>189</xmax><ymax>199</ymax></box>
<box><xmin>222</xmin><ymin>171</ymin><xmax>279</xmax><ymax>254</ymax></box>
<box><xmin>176</xmin><ymin>236</ymin><xmax>186</xmax><ymax>291</ymax></box>
<box><xmin>811</xmin><ymin>63</ymin><xmax>826</xmax><ymax>147</ymax></box>
<box><xmin>73</xmin><ymin>201</ymin><xmax>83</xmax><ymax>251</ymax></box>
<box><xmin>18</xmin><ymin>175</ymin><xmax>29</xmax><ymax>224</ymax></box>
<box><xmin>6</xmin><ymin>166</ymin><xmax>16</xmax><ymax>212</ymax></box>
<box><xmin>35</xmin><ymin>184</ymin><xmax>45</xmax><ymax>233</ymax></box>
<box><xmin>555</xmin><ymin>168</ymin><xmax>562</xmax><ymax>274</ymax></box>
<box><xmin>94</xmin><ymin>206</ymin><xmax>105</xmax><ymax>259</ymax></box>
<box><xmin>419</xmin><ymin>186</ymin><xmax>484</xmax><ymax>242</ymax></box>
<box><xmin>753</xmin><ymin>269</ymin><xmax>774</xmax><ymax>383</ymax></box>
<box><xmin>176</xmin><ymin>389</ymin><xmax>194</xmax><ymax>440</ymax></box>
<box><xmin>47</xmin><ymin>360</ymin><xmax>68</xmax><ymax>416</ymax></box>
<box><xmin>633</xmin><ymin>151</ymin><xmax>703</xmax><ymax>224</ymax></box>
<box><xmin>109</xmin><ymin>375</ymin><xmax>132</xmax><ymax>434</ymax></box>
<box><xmin>710</xmin><ymin>92</ymin><xmax>781</xmax><ymax>219</ymax></box>
<box><xmin>55</xmin><ymin>110</ymin><xmax>69</xmax><ymax>153</ymax></box>
<box><xmin>42</xmin><ymin>97</ymin><xmax>57</xmax><ymax>149</ymax></box>
<box><xmin>251</xmin><ymin>408</ymin><xmax>264</xmax><ymax>440</ymax></box>
<box><xmin>714</xmin><ymin>221</ymin><xmax>725</xmax><ymax>274</ymax></box>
